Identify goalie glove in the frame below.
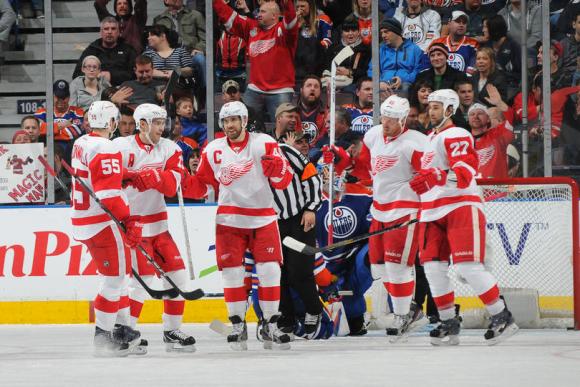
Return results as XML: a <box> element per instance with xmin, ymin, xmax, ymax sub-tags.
<box><xmin>410</xmin><ymin>168</ymin><xmax>447</xmax><ymax>195</ymax></box>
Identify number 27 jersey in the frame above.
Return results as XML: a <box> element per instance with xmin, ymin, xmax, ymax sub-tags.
<box><xmin>419</xmin><ymin>126</ymin><xmax>483</xmax><ymax>222</ymax></box>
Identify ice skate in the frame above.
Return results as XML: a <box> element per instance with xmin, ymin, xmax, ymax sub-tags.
<box><xmin>484</xmin><ymin>308</ymin><xmax>518</xmax><ymax>345</ymax></box>
<box><xmin>261</xmin><ymin>315</ymin><xmax>291</xmax><ymax>350</ymax></box>
<box><xmin>93</xmin><ymin>327</ymin><xmax>131</xmax><ymax>357</ymax></box>
<box><xmin>430</xmin><ymin>316</ymin><xmax>461</xmax><ymax>346</ymax></box>
<box><xmin>303</xmin><ymin>313</ymin><xmax>322</xmax><ymax>340</ymax></box>
<box><xmin>227</xmin><ymin>315</ymin><xmax>248</xmax><ymax>351</ymax></box>
<box><xmin>113</xmin><ymin>324</ymin><xmax>146</xmax><ymax>355</ymax></box>
<box><xmin>164</xmin><ymin>329</ymin><xmax>197</xmax><ymax>352</ymax></box>
<box><xmin>387</xmin><ymin>303</ymin><xmax>429</xmax><ymax>343</ymax></box>
<box><xmin>387</xmin><ymin>313</ymin><xmax>413</xmax><ymax>343</ymax></box>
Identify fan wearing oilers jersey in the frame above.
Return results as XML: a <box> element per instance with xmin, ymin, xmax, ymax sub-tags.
<box><xmin>314</xmin><ymin>163</ymin><xmax>374</xmax><ymax>336</ymax></box>
<box><xmin>409</xmin><ymin>89</ymin><xmax>518</xmax><ymax>346</ymax></box>
<box><xmin>182</xmin><ymin>101</ymin><xmax>294</xmax><ymax>351</ymax></box>
<box><xmin>359</xmin><ymin>95</ymin><xmax>428</xmax><ymax>342</ymax></box>
<box><xmin>115</xmin><ymin>104</ymin><xmax>196</xmax><ymax>354</ymax></box>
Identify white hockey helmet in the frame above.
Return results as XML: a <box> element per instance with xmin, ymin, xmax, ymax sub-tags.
<box><xmin>87</xmin><ymin>101</ymin><xmax>119</xmax><ymax>132</ymax></box>
<box><xmin>134</xmin><ymin>103</ymin><xmax>167</xmax><ymax>132</ymax></box>
<box><xmin>219</xmin><ymin>101</ymin><xmax>248</xmax><ymax>129</ymax></box>
<box><xmin>380</xmin><ymin>95</ymin><xmax>410</xmax><ymax>125</ymax></box>
<box><xmin>427</xmin><ymin>89</ymin><xmax>460</xmax><ymax>115</ymax></box>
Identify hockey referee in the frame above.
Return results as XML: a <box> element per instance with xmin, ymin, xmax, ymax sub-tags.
<box><xmin>271</xmin><ymin>103</ymin><xmax>324</xmax><ymax>339</ymax></box>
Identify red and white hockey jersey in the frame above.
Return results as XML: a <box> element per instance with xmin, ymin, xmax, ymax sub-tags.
<box><xmin>361</xmin><ymin>125</ymin><xmax>427</xmax><ymax>223</ymax></box>
<box><xmin>183</xmin><ymin>132</ymin><xmax>293</xmax><ymax>229</ymax></box>
<box><xmin>70</xmin><ymin>133</ymin><xmax>129</xmax><ymax>240</ymax></box>
<box><xmin>474</xmin><ymin>122</ymin><xmax>514</xmax><ymax>179</ymax></box>
<box><xmin>214</xmin><ymin>0</ymin><xmax>298</xmax><ymax>93</ymax></box>
<box><xmin>114</xmin><ymin>135</ymin><xmax>184</xmax><ymax>237</ymax></box>
<box><xmin>419</xmin><ymin>126</ymin><xmax>483</xmax><ymax>222</ymax></box>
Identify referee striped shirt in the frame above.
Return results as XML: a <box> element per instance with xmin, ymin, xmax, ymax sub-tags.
<box><xmin>272</xmin><ymin>144</ymin><xmax>323</xmax><ymax>220</ymax></box>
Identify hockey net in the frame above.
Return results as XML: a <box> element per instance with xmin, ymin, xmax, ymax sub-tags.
<box><xmin>367</xmin><ymin>177</ymin><xmax>580</xmax><ymax>329</ymax></box>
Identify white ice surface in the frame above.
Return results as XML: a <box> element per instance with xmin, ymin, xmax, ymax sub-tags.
<box><xmin>1</xmin><ymin>324</ymin><xmax>580</xmax><ymax>387</ymax></box>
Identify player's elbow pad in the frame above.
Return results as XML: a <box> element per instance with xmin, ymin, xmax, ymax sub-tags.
<box><xmin>158</xmin><ymin>171</ymin><xmax>178</xmax><ymax>197</ymax></box>
<box><xmin>182</xmin><ymin>175</ymin><xmax>208</xmax><ymax>199</ymax></box>
<box><xmin>452</xmin><ymin>166</ymin><xmax>474</xmax><ymax>189</ymax></box>
<box><xmin>100</xmin><ymin>196</ymin><xmax>130</xmax><ymax>223</ymax></box>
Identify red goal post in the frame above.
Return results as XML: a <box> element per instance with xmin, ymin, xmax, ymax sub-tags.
<box><xmin>475</xmin><ymin>177</ymin><xmax>580</xmax><ymax>329</ymax></box>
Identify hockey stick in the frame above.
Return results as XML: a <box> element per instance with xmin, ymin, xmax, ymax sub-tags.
<box><xmin>283</xmin><ymin>218</ymin><xmax>419</xmax><ymax>255</ymax></box>
<box><xmin>327</xmin><ymin>46</ymin><xmax>354</xmax><ymax>245</ymax></box>
<box><xmin>37</xmin><ymin>156</ymin><xmax>178</xmax><ymax>300</ymax></box>
<box><xmin>177</xmin><ymin>185</ymin><xmax>195</xmax><ymax>280</ymax></box>
<box><xmin>57</xmin><ymin>157</ymin><xmax>205</xmax><ymax>301</ymax></box>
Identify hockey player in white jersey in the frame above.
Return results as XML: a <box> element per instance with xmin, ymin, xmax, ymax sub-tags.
<box><xmin>70</xmin><ymin>101</ymin><xmax>143</xmax><ymax>357</ymax></box>
<box><xmin>360</xmin><ymin>95</ymin><xmax>428</xmax><ymax>342</ymax></box>
<box><xmin>116</xmin><ymin>104</ymin><xmax>196</xmax><ymax>353</ymax></box>
<box><xmin>182</xmin><ymin>101</ymin><xmax>294</xmax><ymax>351</ymax></box>
<box><xmin>409</xmin><ymin>89</ymin><xmax>518</xmax><ymax>345</ymax></box>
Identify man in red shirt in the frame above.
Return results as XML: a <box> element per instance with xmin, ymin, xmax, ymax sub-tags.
<box><xmin>468</xmin><ymin>103</ymin><xmax>514</xmax><ymax>179</ymax></box>
<box><xmin>213</xmin><ymin>0</ymin><xmax>298</xmax><ymax>122</ymax></box>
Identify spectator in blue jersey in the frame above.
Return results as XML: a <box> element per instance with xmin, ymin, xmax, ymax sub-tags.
<box><xmin>341</xmin><ymin>77</ymin><xmax>373</xmax><ymax>135</ymax></box>
<box><xmin>367</xmin><ymin>18</ymin><xmax>423</xmax><ymax>96</ymax></box>
<box><xmin>72</xmin><ymin>17</ymin><xmax>137</xmax><ymax>87</ymax></box>
<box><xmin>415</xmin><ymin>42</ymin><xmax>467</xmax><ymax>91</ymax></box>
<box><xmin>176</xmin><ymin>96</ymin><xmax>207</xmax><ymax>146</ymax></box>
<box><xmin>94</xmin><ymin>0</ymin><xmax>148</xmax><ymax>54</ymax></box>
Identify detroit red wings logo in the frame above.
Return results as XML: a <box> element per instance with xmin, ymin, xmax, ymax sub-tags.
<box><xmin>371</xmin><ymin>155</ymin><xmax>399</xmax><ymax>175</ymax></box>
<box><xmin>218</xmin><ymin>159</ymin><xmax>254</xmax><ymax>186</ymax></box>
<box><xmin>477</xmin><ymin>145</ymin><xmax>496</xmax><ymax>166</ymax></box>
<box><xmin>421</xmin><ymin>152</ymin><xmax>435</xmax><ymax>169</ymax></box>
<box><xmin>249</xmin><ymin>38</ymin><xmax>276</xmax><ymax>57</ymax></box>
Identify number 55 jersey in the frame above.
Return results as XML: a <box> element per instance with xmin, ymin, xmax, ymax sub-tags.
<box><xmin>70</xmin><ymin>133</ymin><xmax>129</xmax><ymax>241</ymax></box>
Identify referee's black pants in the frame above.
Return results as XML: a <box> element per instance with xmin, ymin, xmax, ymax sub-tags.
<box><xmin>277</xmin><ymin>212</ymin><xmax>323</xmax><ymax>327</ymax></box>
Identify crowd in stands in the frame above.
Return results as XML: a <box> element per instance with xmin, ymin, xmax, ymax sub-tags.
<box><xmin>2</xmin><ymin>0</ymin><xmax>580</xmax><ymax>203</ymax></box>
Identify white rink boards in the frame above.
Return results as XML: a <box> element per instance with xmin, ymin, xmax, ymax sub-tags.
<box><xmin>1</xmin><ymin>324</ymin><xmax>579</xmax><ymax>387</ymax></box>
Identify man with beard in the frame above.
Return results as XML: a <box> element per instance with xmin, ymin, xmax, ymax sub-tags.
<box><xmin>298</xmin><ymin>75</ymin><xmax>327</xmax><ymax>146</ymax></box>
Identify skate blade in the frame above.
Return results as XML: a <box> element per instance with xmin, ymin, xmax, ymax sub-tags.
<box><xmin>165</xmin><ymin>342</ymin><xmax>197</xmax><ymax>353</ymax></box>
<box><xmin>229</xmin><ymin>341</ymin><xmax>248</xmax><ymax>351</ymax></box>
<box><xmin>485</xmin><ymin>323</ymin><xmax>519</xmax><ymax>346</ymax></box>
<box><xmin>129</xmin><ymin>345</ymin><xmax>148</xmax><ymax>355</ymax></box>
<box><xmin>93</xmin><ymin>346</ymin><xmax>130</xmax><ymax>358</ymax></box>
<box><xmin>430</xmin><ymin>335</ymin><xmax>460</xmax><ymax>346</ymax></box>
<box><xmin>388</xmin><ymin>333</ymin><xmax>409</xmax><ymax>344</ymax></box>
<box><xmin>262</xmin><ymin>341</ymin><xmax>273</xmax><ymax>350</ymax></box>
